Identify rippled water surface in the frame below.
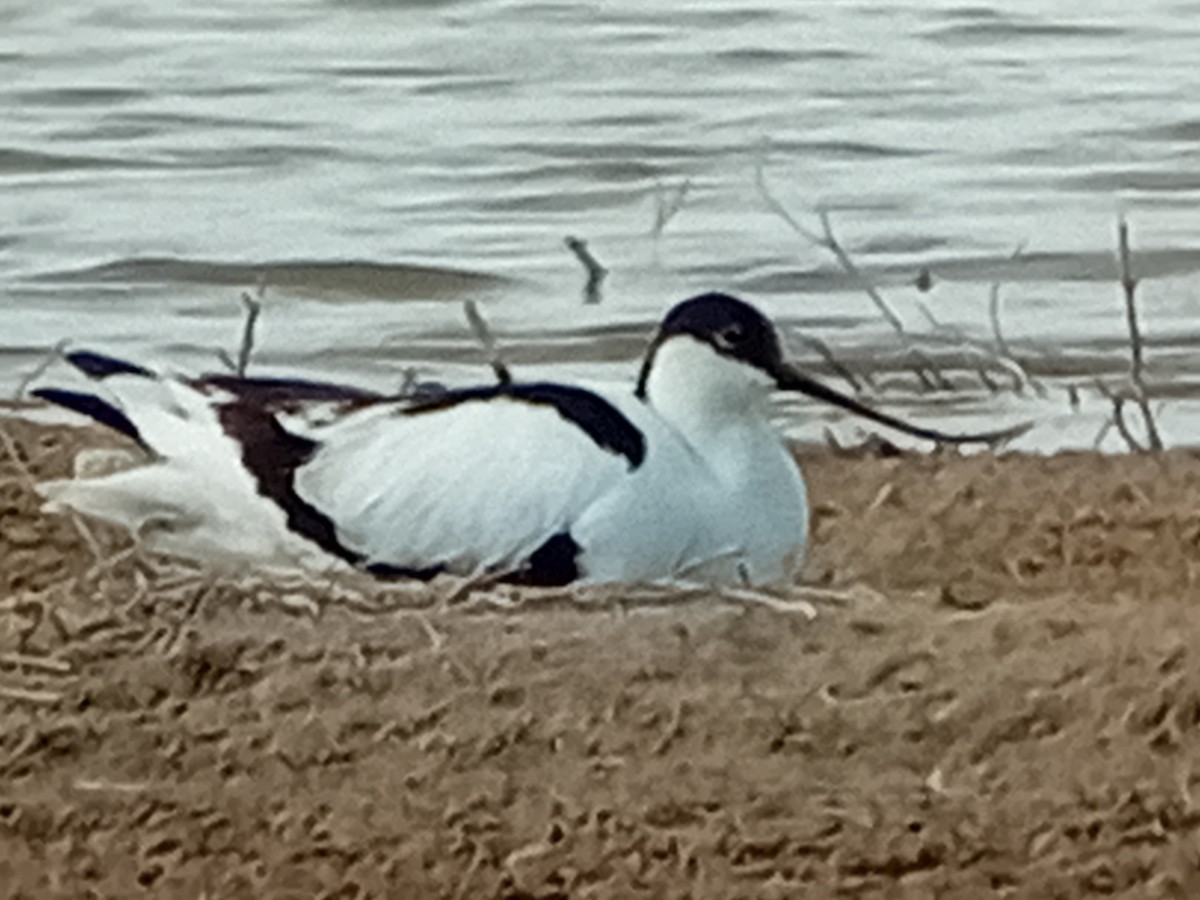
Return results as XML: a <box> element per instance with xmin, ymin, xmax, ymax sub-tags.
<box><xmin>5</xmin><ymin>0</ymin><xmax>1200</xmax><ymax>447</ymax></box>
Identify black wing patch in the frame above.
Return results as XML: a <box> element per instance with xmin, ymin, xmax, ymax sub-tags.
<box><xmin>196</xmin><ymin>374</ymin><xmax>384</xmax><ymax>409</ymax></box>
<box><xmin>31</xmin><ymin>388</ymin><xmax>145</xmax><ymax>447</ymax></box>
<box><xmin>215</xmin><ymin>402</ymin><xmax>363</xmax><ymax>566</ymax></box>
<box><xmin>504</xmin><ymin>532</ymin><xmax>581</xmax><ymax>586</ymax></box>
<box><xmin>65</xmin><ymin>350</ymin><xmax>154</xmax><ymax>380</ymax></box>
<box><xmin>404</xmin><ymin>382</ymin><xmax>646</xmax><ymax>468</ymax></box>
<box><xmin>367</xmin><ymin>532</ymin><xmax>581</xmax><ymax>586</ymax></box>
<box><xmin>365</xmin><ymin>561</ymin><xmax>446</xmax><ymax>581</ymax></box>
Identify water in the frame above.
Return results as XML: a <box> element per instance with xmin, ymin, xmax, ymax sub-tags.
<box><xmin>4</xmin><ymin>0</ymin><xmax>1200</xmax><ymax>449</ymax></box>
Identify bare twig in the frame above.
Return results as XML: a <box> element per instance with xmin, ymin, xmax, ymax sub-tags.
<box><xmin>564</xmin><ymin>236</ymin><xmax>607</xmax><ymax>304</ymax></box>
<box><xmin>408</xmin><ymin>612</ymin><xmax>446</xmax><ymax>652</ymax></box>
<box><xmin>0</xmin><ymin>684</ymin><xmax>63</xmax><ymax>707</ymax></box>
<box><xmin>651</xmin><ymin>179</ymin><xmax>691</xmax><ymax>238</ymax></box>
<box><xmin>442</xmin><ymin>569</ymin><xmax>519</xmax><ymax>607</ymax></box>
<box><xmin>651</xmin><ymin>700</ymin><xmax>687</xmax><ymax>755</ymax></box>
<box><xmin>1111</xmin><ymin>397</ymin><xmax>1145</xmax><ymax>453</ymax></box>
<box><xmin>756</xmin><ymin>164</ymin><xmax>907</xmax><ymax>333</ymax></box>
<box><xmin>397</xmin><ymin>367</ymin><xmax>419</xmax><ymax>397</ymax></box>
<box><xmin>161</xmin><ymin>582</ymin><xmax>218</xmax><ymax>655</ymax></box>
<box><xmin>1116</xmin><ymin>217</ymin><xmax>1163</xmax><ymax>451</ymax></box>
<box><xmin>752</xmin><ymin>157</ymin><xmax>823</xmax><ymax>244</ymax></box>
<box><xmin>852</xmin><ymin>261</ymin><xmax>947</xmax><ymax>386</ymax></box>
<box><xmin>453</xmin><ymin>846</ymin><xmax>489</xmax><ymax>900</ymax></box>
<box><xmin>72</xmin><ymin>779</ymin><xmax>151</xmax><ymax>794</ymax></box>
<box><xmin>915</xmin><ymin>301</ymin><xmax>1037</xmax><ymax>394</ymax></box>
<box><xmin>235</xmin><ymin>284</ymin><xmax>265</xmax><ymax>377</ymax></box>
<box><xmin>13</xmin><ymin>598</ymin><xmax>47</xmax><ymax>653</ymax></box>
<box><xmin>711</xmin><ymin>584</ymin><xmax>819</xmax><ymax>617</ymax></box>
<box><xmin>0</xmin><ymin>652</ymin><xmax>74</xmax><ymax>676</ymax></box>
<box><xmin>908</xmin><ymin>349</ymin><xmax>954</xmax><ymax>392</ymax></box>
<box><xmin>755</xmin><ymin>156</ymin><xmax>1050</xmax><ymax>402</ymax></box>
<box><xmin>986</xmin><ymin>281</ymin><xmax>1008</xmax><ymax>358</ymax></box>
<box><xmin>788</xmin><ymin>331</ymin><xmax>871</xmax><ymax>394</ymax></box>
<box><xmin>816</xmin><ymin>209</ymin><xmax>907</xmax><ymax>334</ymax></box>
<box><xmin>988</xmin><ymin>240</ymin><xmax>1027</xmax><ymax>360</ymax></box>
<box><xmin>988</xmin><ymin>251</ymin><xmax>1046</xmax><ymax>397</ymax></box>
<box><xmin>463</xmin><ymin>301</ymin><xmax>512</xmax><ymax>386</ymax></box>
<box><xmin>12</xmin><ymin>339</ymin><xmax>69</xmax><ymax>400</ymax></box>
<box><xmin>754</xmin><ymin>161</ymin><xmax>907</xmax><ymax>332</ymax></box>
<box><xmin>753</xmin><ymin>163</ymin><xmax>972</xmax><ymax>396</ymax></box>
<box><xmin>0</xmin><ymin>726</ymin><xmax>37</xmax><ymax>776</ymax></box>
<box><xmin>1096</xmin><ymin>379</ymin><xmax>1147</xmax><ymax>453</ymax></box>
<box><xmin>1118</xmin><ymin>221</ymin><xmax>1144</xmax><ymax>382</ymax></box>
<box><xmin>0</xmin><ymin>423</ymin><xmax>103</xmax><ymax>560</ymax></box>
<box><xmin>77</xmin><ymin>541</ymin><xmax>143</xmax><ymax>587</ymax></box>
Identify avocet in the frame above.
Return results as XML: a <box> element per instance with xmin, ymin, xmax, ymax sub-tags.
<box><xmin>33</xmin><ymin>292</ymin><xmax>1022</xmax><ymax>585</ymax></box>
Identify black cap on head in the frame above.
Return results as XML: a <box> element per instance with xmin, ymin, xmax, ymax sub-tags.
<box><xmin>636</xmin><ymin>291</ymin><xmax>1032</xmax><ymax>447</ymax></box>
<box><xmin>636</xmin><ymin>293</ymin><xmax>784</xmax><ymax>396</ymax></box>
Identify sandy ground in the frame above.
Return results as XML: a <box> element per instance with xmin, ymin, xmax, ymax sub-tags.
<box><xmin>4</xmin><ymin>414</ymin><xmax>1200</xmax><ymax>898</ymax></box>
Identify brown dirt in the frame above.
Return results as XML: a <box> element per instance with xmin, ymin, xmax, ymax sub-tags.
<box><xmin>4</xmin><ymin>415</ymin><xmax>1200</xmax><ymax>898</ymax></box>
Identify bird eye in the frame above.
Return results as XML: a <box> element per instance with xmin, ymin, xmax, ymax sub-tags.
<box><xmin>714</xmin><ymin>324</ymin><xmax>744</xmax><ymax>349</ymax></box>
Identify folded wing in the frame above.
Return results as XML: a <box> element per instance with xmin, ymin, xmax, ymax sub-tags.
<box><xmin>292</xmin><ymin>387</ymin><xmax>643</xmax><ymax>579</ymax></box>
<box><xmin>34</xmin><ymin>352</ymin><xmax>648</xmax><ymax>582</ymax></box>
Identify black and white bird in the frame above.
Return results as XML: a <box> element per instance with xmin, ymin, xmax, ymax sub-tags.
<box><xmin>33</xmin><ymin>292</ymin><xmax>1024</xmax><ymax>586</ymax></box>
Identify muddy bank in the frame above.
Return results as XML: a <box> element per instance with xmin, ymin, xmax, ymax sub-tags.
<box><xmin>3</xmin><ymin>416</ymin><xmax>1200</xmax><ymax>898</ymax></box>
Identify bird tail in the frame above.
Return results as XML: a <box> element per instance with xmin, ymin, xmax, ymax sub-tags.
<box><xmin>29</xmin><ymin>351</ymin><xmax>291</xmax><ymax>567</ymax></box>
<box><xmin>38</xmin><ymin>466</ymin><xmax>197</xmax><ymax>535</ymax></box>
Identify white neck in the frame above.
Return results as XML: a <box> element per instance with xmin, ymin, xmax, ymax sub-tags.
<box><xmin>641</xmin><ymin>336</ymin><xmax>775</xmax><ymax>445</ymax></box>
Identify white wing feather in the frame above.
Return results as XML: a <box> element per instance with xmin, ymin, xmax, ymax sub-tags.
<box><xmin>294</xmin><ymin>398</ymin><xmax>634</xmax><ymax>574</ymax></box>
<box><xmin>36</xmin><ymin>370</ymin><xmax>345</xmax><ymax>572</ymax></box>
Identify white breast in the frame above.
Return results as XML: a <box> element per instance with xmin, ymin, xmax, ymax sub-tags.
<box><xmin>573</xmin><ymin>381</ymin><xmax>809</xmax><ymax>585</ymax></box>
